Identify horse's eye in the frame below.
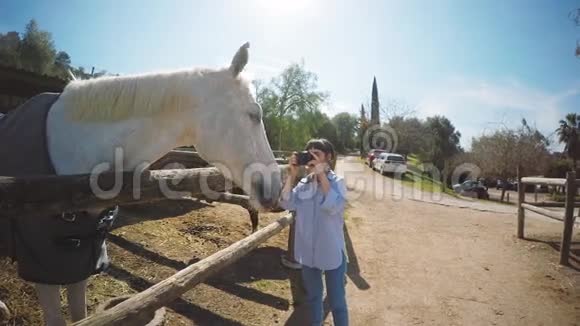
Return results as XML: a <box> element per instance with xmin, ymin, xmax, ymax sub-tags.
<box><xmin>249</xmin><ymin>103</ymin><xmax>262</xmax><ymax>123</ymax></box>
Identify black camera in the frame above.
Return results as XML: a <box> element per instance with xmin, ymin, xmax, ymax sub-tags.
<box><xmin>295</xmin><ymin>151</ymin><xmax>314</xmax><ymax>165</ymax></box>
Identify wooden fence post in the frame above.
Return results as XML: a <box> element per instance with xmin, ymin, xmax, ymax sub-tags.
<box><xmin>560</xmin><ymin>171</ymin><xmax>576</xmax><ymax>265</ymax></box>
<box><xmin>517</xmin><ymin>166</ymin><xmax>525</xmax><ymax>239</ymax></box>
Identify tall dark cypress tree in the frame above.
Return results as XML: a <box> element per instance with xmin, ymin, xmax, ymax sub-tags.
<box><xmin>359</xmin><ymin>104</ymin><xmax>368</xmax><ymax>156</ymax></box>
<box><xmin>371</xmin><ymin>76</ymin><xmax>380</xmax><ymax>126</ymax></box>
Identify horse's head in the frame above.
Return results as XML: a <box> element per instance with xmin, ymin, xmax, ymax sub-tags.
<box><xmin>192</xmin><ymin>43</ymin><xmax>281</xmax><ymax>210</ymax></box>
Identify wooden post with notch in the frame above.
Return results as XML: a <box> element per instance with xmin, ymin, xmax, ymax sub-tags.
<box><xmin>517</xmin><ymin>166</ymin><xmax>525</xmax><ymax>239</ymax></box>
<box><xmin>560</xmin><ymin>171</ymin><xmax>576</xmax><ymax>265</ymax></box>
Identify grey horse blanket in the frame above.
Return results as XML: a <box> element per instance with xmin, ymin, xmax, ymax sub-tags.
<box><xmin>0</xmin><ymin>93</ymin><xmax>114</xmax><ymax>285</ymax></box>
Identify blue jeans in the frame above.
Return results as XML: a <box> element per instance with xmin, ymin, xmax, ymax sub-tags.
<box><xmin>301</xmin><ymin>255</ymin><xmax>348</xmax><ymax>326</ymax></box>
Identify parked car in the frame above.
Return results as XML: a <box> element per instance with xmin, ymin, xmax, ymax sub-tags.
<box><xmin>366</xmin><ymin>149</ymin><xmax>387</xmax><ymax>168</ymax></box>
<box><xmin>373</xmin><ymin>153</ymin><xmax>407</xmax><ymax>176</ymax></box>
<box><xmin>453</xmin><ymin>180</ymin><xmax>490</xmax><ymax>199</ymax></box>
<box><xmin>496</xmin><ymin>179</ymin><xmax>516</xmax><ymax>190</ymax></box>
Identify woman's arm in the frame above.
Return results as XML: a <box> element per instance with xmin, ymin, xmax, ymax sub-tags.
<box><xmin>317</xmin><ymin>171</ymin><xmax>331</xmax><ymax>194</ymax></box>
<box><xmin>319</xmin><ymin>177</ymin><xmax>347</xmax><ymax>215</ymax></box>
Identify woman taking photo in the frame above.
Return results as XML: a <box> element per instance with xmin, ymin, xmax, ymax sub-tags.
<box><xmin>280</xmin><ymin>138</ymin><xmax>348</xmax><ymax>326</ymax></box>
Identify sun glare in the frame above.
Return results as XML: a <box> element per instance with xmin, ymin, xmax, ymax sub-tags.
<box><xmin>255</xmin><ymin>0</ymin><xmax>315</xmax><ymax>17</ymax></box>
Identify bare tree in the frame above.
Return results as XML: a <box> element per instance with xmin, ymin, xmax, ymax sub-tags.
<box><xmin>380</xmin><ymin>98</ymin><xmax>416</xmax><ymax>122</ymax></box>
<box><xmin>471</xmin><ymin>120</ymin><xmax>550</xmax><ymax>201</ymax></box>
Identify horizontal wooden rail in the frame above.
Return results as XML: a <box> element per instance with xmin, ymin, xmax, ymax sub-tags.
<box><xmin>532</xmin><ymin>201</ymin><xmax>580</xmax><ymax>208</ymax></box>
<box><xmin>73</xmin><ymin>213</ymin><xmax>294</xmax><ymax>326</ymax></box>
<box><xmin>152</xmin><ymin>150</ymin><xmax>288</xmax><ymax>170</ymax></box>
<box><xmin>521</xmin><ymin>203</ymin><xmax>564</xmax><ymax>222</ymax></box>
<box><xmin>0</xmin><ymin>168</ymin><xmax>225</xmax><ymax>219</ymax></box>
<box><xmin>520</xmin><ymin>177</ymin><xmax>566</xmax><ymax>186</ymax></box>
<box><xmin>195</xmin><ymin>192</ymin><xmax>251</xmax><ymax>209</ymax></box>
<box><xmin>0</xmin><ymin>165</ymin><xmax>288</xmax><ymax>219</ymax></box>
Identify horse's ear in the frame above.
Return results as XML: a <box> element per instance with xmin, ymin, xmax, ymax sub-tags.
<box><xmin>230</xmin><ymin>42</ymin><xmax>250</xmax><ymax>77</ymax></box>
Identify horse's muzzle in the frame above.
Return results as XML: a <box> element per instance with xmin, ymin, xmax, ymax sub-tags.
<box><xmin>251</xmin><ymin>173</ymin><xmax>282</xmax><ymax>210</ymax></box>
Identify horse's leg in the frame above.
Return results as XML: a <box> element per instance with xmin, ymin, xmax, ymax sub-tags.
<box><xmin>34</xmin><ymin>283</ymin><xmax>65</xmax><ymax>326</ymax></box>
<box><xmin>248</xmin><ymin>208</ymin><xmax>259</xmax><ymax>233</ymax></box>
<box><xmin>65</xmin><ymin>279</ymin><xmax>87</xmax><ymax>322</ymax></box>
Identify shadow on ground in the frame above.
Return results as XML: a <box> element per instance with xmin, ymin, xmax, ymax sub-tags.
<box><xmin>113</xmin><ymin>199</ymin><xmax>210</xmax><ymax>229</ymax></box>
<box><xmin>107</xmin><ymin>233</ymin><xmax>291</xmax><ymax>314</ymax></box>
<box><xmin>523</xmin><ymin>238</ymin><xmax>580</xmax><ymax>272</ymax></box>
<box><xmin>106</xmin><ymin>264</ymin><xmax>244</xmax><ymax>325</ymax></box>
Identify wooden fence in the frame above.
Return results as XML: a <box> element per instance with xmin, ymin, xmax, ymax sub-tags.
<box><xmin>517</xmin><ymin>170</ymin><xmax>579</xmax><ymax>265</ymax></box>
<box><xmin>0</xmin><ymin>167</ymin><xmax>232</xmax><ymax>219</ymax></box>
<box><xmin>151</xmin><ymin>150</ymin><xmax>288</xmax><ymax>170</ymax></box>
<box><xmin>0</xmin><ymin>159</ymin><xmax>291</xmax><ymax>323</ymax></box>
<box><xmin>73</xmin><ymin>212</ymin><xmax>294</xmax><ymax>325</ymax></box>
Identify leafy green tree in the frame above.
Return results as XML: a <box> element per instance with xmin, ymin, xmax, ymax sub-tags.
<box><xmin>545</xmin><ymin>158</ymin><xmax>577</xmax><ymax>178</ymax></box>
<box><xmin>19</xmin><ymin>19</ymin><xmax>56</xmax><ymax>74</ymax></box>
<box><xmin>424</xmin><ymin>115</ymin><xmax>462</xmax><ymax>170</ymax></box>
<box><xmin>0</xmin><ymin>31</ymin><xmax>22</xmax><ymax>68</ymax></box>
<box><xmin>386</xmin><ymin>116</ymin><xmax>430</xmax><ymax>157</ymax></box>
<box><xmin>53</xmin><ymin>50</ymin><xmax>71</xmax><ymax>77</ymax></box>
<box><xmin>0</xmin><ymin>20</ymin><xmax>109</xmax><ymax>80</ymax></box>
<box><xmin>314</xmin><ymin>116</ymin><xmax>339</xmax><ymax>148</ymax></box>
<box><xmin>556</xmin><ymin>113</ymin><xmax>580</xmax><ymax>170</ymax></box>
<box><xmin>332</xmin><ymin>112</ymin><xmax>358</xmax><ymax>153</ymax></box>
<box><xmin>254</xmin><ymin>62</ymin><xmax>327</xmax><ymax>150</ymax></box>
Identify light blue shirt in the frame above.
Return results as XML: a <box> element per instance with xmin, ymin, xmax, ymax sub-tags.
<box><xmin>280</xmin><ymin>171</ymin><xmax>347</xmax><ymax>271</ymax></box>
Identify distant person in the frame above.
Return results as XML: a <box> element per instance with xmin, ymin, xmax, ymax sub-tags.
<box><xmin>280</xmin><ymin>138</ymin><xmax>348</xmax><ymax>326</ymax></box>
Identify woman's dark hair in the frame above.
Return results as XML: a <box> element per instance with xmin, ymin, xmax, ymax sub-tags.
<box><xmin>304</xmin><ymin>138</ymin><xmax>336</xmax><ymax>169</ymax></box>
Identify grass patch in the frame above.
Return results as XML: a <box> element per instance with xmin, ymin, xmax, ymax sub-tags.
<box><xmin>406</xmin><ymin>154</ymin><xmax>420</xmax><ymax>166</ymax></box>
<box><xmin>252</xmin><ymin>279</ymin><xmax>278</xmax><ymax>292</ymax></box>
<box><xmin>401</xmin><ymin>154</ymin><xmax>458</xmax><ymax>196</ymax></box>
<box><xmin>399</xmin><ymin>171</ymin><xmax>456</xmax><ymax>196</ymax></box>
<box><xmin>550</xmin><ymin>193</ymin><xmax>580</xmax><ymax>202</ymax></box>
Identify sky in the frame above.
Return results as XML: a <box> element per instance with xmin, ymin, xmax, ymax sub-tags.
<box><xmin>1</xmin><ymin>0</ymin><xmax>579</xmax><ymax>150</ymax></box>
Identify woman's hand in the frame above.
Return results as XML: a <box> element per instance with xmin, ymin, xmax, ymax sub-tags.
<box><xmin>281</xmin><ymin>153</ymin><xmax>300</xmax><ymax>199</ymax></box>
<box><xmin>309</xmin><ymin>150</ymin><xmax>331</xmax><ymax>193</ymax></box>
<box><xmin>309</xmin><ymin>150</ymin><xmax>329</xmax><ymax>177</ymax></box>
<box><xmin>288</xmin><ymin>152</ymin><xmax>299</xmax><ymax>179</ymax></box>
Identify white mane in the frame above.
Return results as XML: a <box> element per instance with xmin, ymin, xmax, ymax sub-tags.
<box><xmin>61</xmin><ymin>68</ymin><xmax>230</xmax><ymax>122</ymax></box>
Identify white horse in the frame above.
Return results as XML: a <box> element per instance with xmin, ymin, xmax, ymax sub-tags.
<box><xmin>35</xmin><ymin>42</ymin><xmax>281</xmax><ymax>325</ymax></box>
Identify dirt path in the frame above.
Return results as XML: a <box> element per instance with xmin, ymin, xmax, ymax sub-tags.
<box><xmin>285</xmin><ymin>157</ymin><xmax>580</xmax><ymax>325</ymax></box>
